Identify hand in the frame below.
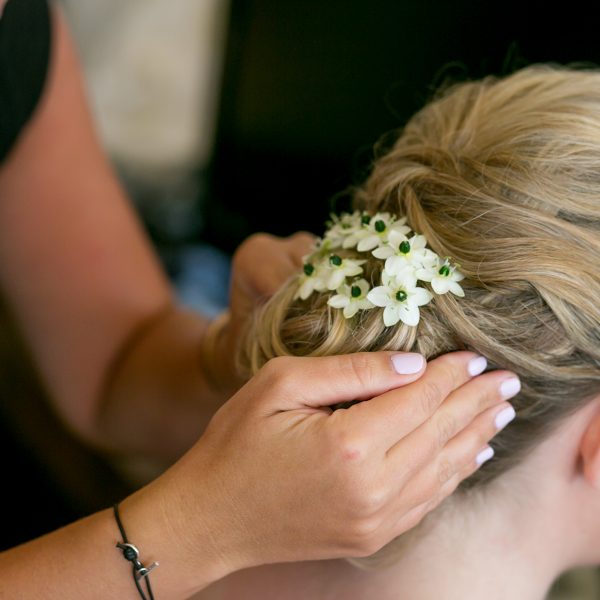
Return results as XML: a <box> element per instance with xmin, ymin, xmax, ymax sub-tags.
<box><xmin>207</xmin><ymin>231</ymin><xmax>316</xmax><ymax>393</ymax></box>
<box><xmin>137</xmin><ymin>350</ymin><xmax>519</xmax><ymax>591</ymax></box>
<box><xmin>228</xmin><ymin>230</ymin><xmax>315</xmax><ymax>336</ymax></box>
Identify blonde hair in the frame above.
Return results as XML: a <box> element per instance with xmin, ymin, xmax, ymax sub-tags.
<box><xmin>240</xmin><ymin>64</ymin><xmax>600</xmax><ymax>493</ymax></box>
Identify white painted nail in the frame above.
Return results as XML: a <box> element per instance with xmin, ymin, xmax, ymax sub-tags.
<box><xmin>468</xmin><ymin>356</ymin><xmax>487</xmax><ymax>376</ymax></box>
<box><xmin>476</xmin><ymin>446</ymin><xmax>495</xmax><ymax>466</ymax></box>
<box><xmin>495</xmin><ymin>405</ymin><xmax>516</xmax><ymax>430</ymax></box>
<box><xmin>499</xmin><ymin>377</ymin><xmax>521</xmax><ymax>400</ymax></box>
<box><xmin>391</xmin><ymin>353</ymin><xmax>425</xmax><ymax>375</ymax></box>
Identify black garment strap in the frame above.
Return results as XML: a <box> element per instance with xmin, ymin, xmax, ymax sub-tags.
<box><xmin>0</xmin><ymin>0</ymin><xmax>51</xmax><ymax>163</ymax></box>
<box><xmin>114</xmin><ymin>503</ymin><xmax>159</xmax><ymax>600</ymax></box>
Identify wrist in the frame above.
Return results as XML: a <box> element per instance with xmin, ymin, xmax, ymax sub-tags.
<box><xmin>118</xmin><ymin>470</ymin><xmax>234</xmax><ymax>597</ymax></box>
<box><xmin>200</xmin><ymin>311</ymin><xmax>240</xmax><ymax>396</ymax></box>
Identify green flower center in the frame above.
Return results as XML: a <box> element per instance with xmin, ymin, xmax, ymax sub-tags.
<box><xmin>438</xmin><ymin>264</ymin><xmax>451</xmax><ymax>277</ymax></box>
<box><xmin>374</xmin><ymin>220</ymin><xmax>386</xmax><ymax>233</ymax></box>
<box><xmin>303</xmin><ymin>263</ymin><xmax>315</xmax><ymax>276</ymax></box>
<box><xmin>399</xmin><ymin>240</ymin><xmax>411</xmax><ymax>254</ymax></box>
<box><xmin>329</xmin><ymin>254</ymin><xmax>343</xmax><ymax>266</ymax></box>
<box><xmin>395</xmin><ymin>290</ymin><xmax>408</xmax><ymax>302</ymax></box>
<box><xmin>342</xmin><ymin>222</ymin><xmax>352</xmax><ymax>229</ymax></box>
<box><xmin>361</xmin><ymin>214</ymin><xmax>372</xmax><ymax>225</ymax></box>
<box><xmin>351</xmin><ymin>285</ymin><xmax>362</xmax><ymax>298</ymax></box>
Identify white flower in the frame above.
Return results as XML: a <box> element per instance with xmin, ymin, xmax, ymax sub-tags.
<box><xmin>367</xmin><ymin>272</ymin><xmax>433</xmax><ymax>327</ymax></box>
<box><xmin>416</xmin><ymin>257</ymin><xmax>465</xmax><ymax>297</ymax></box>
<box><xmin>297</xmin><ymin>209</ymin><xmax>466</xmax><ymax>322</ymax></box>
<box><xmin>323</xmin><ymin>211</ymin><xmax>363</xmax><ymax>249</ymax></box>
<box><xmin>345</xmin><ymin>212</ymin><xmax>411</xmax><ymax>252</ymax></box>
<box><xmin>322</xmin><ymin>254</ymin><xmax>366</xmax><ymax>290</ymax></box>
<box><xmin>327</xmin><ymin>279</ymin><xmax>375</xmax><ymax>318</ymax></box>
<box><xmin>373</xmin><ymin>232</ymin><xmax>432</xmax><ymax>279</ymax></box>
<box><xmin>295</xmin><ymin>259</ymin><xmax>328</xmax><ymax>300</ymax></box>
<box><xmin>311</xmin><ymin>237</ymin><xmax>335</xmax><ymax>257</ymax></box>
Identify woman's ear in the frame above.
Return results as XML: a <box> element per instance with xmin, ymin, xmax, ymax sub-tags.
<box><xmin>580</xmin><ymin>408</ymin><xmax>600</xmax><ymax>489</ymax></box>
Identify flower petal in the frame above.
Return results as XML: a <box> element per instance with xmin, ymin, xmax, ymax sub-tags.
<box><xmin>415</xmin><ymin>267</ymin><xmax>434</xmax><ymax>281</ymax></box>
<box><xmin>372</xmin><ymin>246</ymin><xmax>394</xmax><ymax>259</ymax></box>
<box><xmin>387</xmin><ymin>229</ymin><xmax>406</xmax><ymax>247</ymax></box>
<box><xmin>298</xmin><ymin>279</ymin><xmax>315</xmax><ymax>300</ymax></box>
<box><xmin>411</xmin><ymin>287</ymin><xmax>433</xmax><ymax>306</ymax></box>
<box><xmin>328</xmin><ymin>294</ymin><xmax>350</xmax><ymax>309</ymax></box>
<box><xmin>448</xmin><ymin>281</ymin><xmax>465</xmax><ymax>297</ymax></box>
<box><xmin>392</xmin><ymin>269</ymin><xmax>419</xmax><ymax>289</ymax></box>
<box><xmin>358</xmin><ymin>298</ymin><xmax>375</xmax><ymax>310</ymax></box>
<box><xmin>383</xmin><ymin>304</ymin><xmax>401</xmax><ymax>326</ymax></box>
<box><xmin>385</xmin><ymin>255</ymin><xmax>410</xmax><ymax>276</ymax></box>
<box><xmin>367</xmin><ymin>286</ymin><xmax>392</xmax><ymax>307</ymax></box>
<box><xmin>399</xmin><ymin>304</ymin><xmax>420</xmax><ymax>326</ymax></box>
<box><xmin>344</xmin><ymin>263</ymin><xmax>364</xmax><ymax>277</ymax></box>
<box><xmin>343</xmin><ymin>303</ymin><xmax>360</xmax><ymax>318</ymax></box>
<box><xmin>357</xmin><ymin>235</ymin><xmax>380</xmax><ymax>252</ymax></box>
<box><xmin>327</xmin><ymin>270</ymin><xmax>347</xmax><ymax>290</ymax></box>
<box><xmin>356</xmin><ymin>279</ymin><xmax>371</xmax><ymax>296</ymax></box>
<box><xmin>431</xmin><ymin>277</ymin><xmax>451</xmax><ymax>295</ymax></box>
<box><xmin>411</xmin><ymin>235</ymin><xmax>427</xmax><ymax>249</ymax></box>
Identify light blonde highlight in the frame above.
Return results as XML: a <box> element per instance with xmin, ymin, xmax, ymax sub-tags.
<box><xmin>239</xmin><ymin>64</ymin><xmax>600</xmax><ymax>562</ymax></box>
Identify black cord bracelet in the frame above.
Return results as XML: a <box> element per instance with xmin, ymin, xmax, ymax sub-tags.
<box><xmin>114</xmin><ymin>503</ymin><xmax>159</xmax><ymax>600</ymax></box>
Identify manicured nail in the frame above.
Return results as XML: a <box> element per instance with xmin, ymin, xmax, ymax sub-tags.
<box><xmin>391</xmin><ymin>353</ymin><xmax>425</xmax><ymax>375</ymax></box>
<box><xmin>476</xmin><ymin>446</ymin><xmax>495</xmax><ymax>466</ymax></box>
<box><xmin>499</xmin><ymin>377</ymin><xmax>521</xmax><ymax>400</ymax></box>
<box><xmin>495</xmin><ymin>405</ymin><xmax>516</xmax><ymax>430</ymax></box>
<box><xmin>468</xmin><ymin>356</ymin><xmax>487</xmax><ymax>376</ymax></box>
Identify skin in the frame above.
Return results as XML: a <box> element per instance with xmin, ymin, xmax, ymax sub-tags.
<box><xmin>0</xmin><ymin>350</ymin><xmax>519</xmax><ymax>598</ymax></box>
<box><xmin>0</xmin><ymin>1</ymin><xmax>312</xmax><ymax>463</ymax></box>
<box><xmin>194</xmin><ymin>399</ymin><xmax>600</xmax><ymax>600</ymax></box>
<box><xmin>0</xmin><ymin>4</ymin><xmax>521</xmax><ymax>598</ymax></box>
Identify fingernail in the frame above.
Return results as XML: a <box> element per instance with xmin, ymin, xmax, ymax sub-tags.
<box><xmin>468</xmin><ymin>356</ymin><xmax>487</xmax><ymax>376</ymax></box>
<box><xmin>391</xmin><ymin>353</ymin><xmax>425</xmax><ymax>374</ymax></box>
<box><xmin>499</xmin><ymin>377</ymin><xmax>521</xmax><ymax>400</ymax></box>
<box><xmin>476</xmin><ymin>446</ymin><xmax>495</xmax><ymax>466</ymax></box>
<box><xmin>495</xmin><ymin>405</ymin><xmax>516</xmax><ymax>430</ymax></box>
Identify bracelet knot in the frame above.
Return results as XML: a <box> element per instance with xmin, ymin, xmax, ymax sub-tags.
<box><xmin>114</xmin><ymin>503</ymin><xmax>159</xmax><ymax>599</ymax></box>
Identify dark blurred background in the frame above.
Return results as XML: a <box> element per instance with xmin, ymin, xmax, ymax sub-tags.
<box><xmin>205</xmin><ymin>0</ymin><xmax>600</xmax><ymax>253</ymax></box>
<box><xmin>2</xmin><ymin>1</ymin><xmax>599</xmax><ymax>595</ymax></box>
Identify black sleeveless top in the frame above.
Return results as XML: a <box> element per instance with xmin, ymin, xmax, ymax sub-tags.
<box><xmin>0</xmin><ymin>0</ymin><xmax>51</xmax><ymax>163</ymax></box>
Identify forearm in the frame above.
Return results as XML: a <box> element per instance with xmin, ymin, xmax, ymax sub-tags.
<box><xmin>0</xmin><ymin>485</ymin><xmax>226</xmax><ymax>599</ymax></box>
<box><xmin>89</xmin><ymin>305</ymin><xmax>238</xmax><ymax>463</ymax></box>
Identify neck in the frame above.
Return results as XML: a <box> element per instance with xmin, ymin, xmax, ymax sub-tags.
<box><xmin>362</xmin><ymin>425</ymin><xmax>591</xmax><ymax>600</ymax></box>
<box><xmin>370</xmin><ymin>491</ymin><xmax>557</xmax><ymax>599</ymax></box>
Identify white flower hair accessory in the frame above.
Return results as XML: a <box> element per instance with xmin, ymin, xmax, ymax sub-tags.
<box><xmin>295</xmin><ymin>210</ymin><xmax>465</xmax><ymax>327</ymax></box>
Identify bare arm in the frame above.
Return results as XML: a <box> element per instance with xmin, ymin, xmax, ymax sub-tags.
<box><xmin>0</xmin><ymin>351</ymin><xmax>518</xmax><ymax>598</ymax></box>
<box><xmin>0</xmin><ymin>5</ymin><xmax>225</xmax><ymax>461</ymax></box>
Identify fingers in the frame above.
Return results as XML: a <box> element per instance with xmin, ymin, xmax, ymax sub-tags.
<box><xmin>254</xmin><ymin>351</ymin><xmax>426</xmax><ymax>411</ymax></box>
<box><xmin>260</xmin><ymin>234</ymin><xmax>311</xmax><ymax>294</ymax></box>
<box><xmin>344</xmin><ymin>351</ymin><xmax>486</xmax><ymax>448</ymax></box>
<box><xmin>388</xmin><ymin>462</ymin><xmax>467</xmax><ymax>542</ymax></box>
<box><xmin>264</xmin><ymin>232</ymin><xmax>316</xmax><ymax>294</ymax></box>
<box><xmin>387</xmin><ymin>368</ymin><xmax>519</xmax><ymax>464</ymax></box>
<box><xmin>388</xmin><ymin>399</ymin><xmax>515</xmax><ymax>510</ymax></box>
<box><xmin>383</xmin><ymin>402</ymin><xmax>514</xmax><ymax>541</ymax></box>
<box><xmin>234</xmin><ymin>232</ymin><xmax>317</xmax><ymax>298</ymax></box>
<box><xmin>287</xmin><ymin>231</ymin><xmax>317</xmax><ymax>265</ymax></box>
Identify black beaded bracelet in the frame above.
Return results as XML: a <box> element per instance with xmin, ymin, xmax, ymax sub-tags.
<box><xmin>114</xmin><ymin>503</ymin><xmax>159</xmax><ymax>600</ymax></box>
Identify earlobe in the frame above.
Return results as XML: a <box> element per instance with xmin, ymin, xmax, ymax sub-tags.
<box><xmin>580</xmin><ymin>410</ymin><xmax>600</xmax><ymax>489</ymax></box>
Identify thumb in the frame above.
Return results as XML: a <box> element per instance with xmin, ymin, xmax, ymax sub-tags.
<box><xmin>255</xmin><ymin>352</ymin><xmax>426</xmax><ymax>411</ymax></box>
